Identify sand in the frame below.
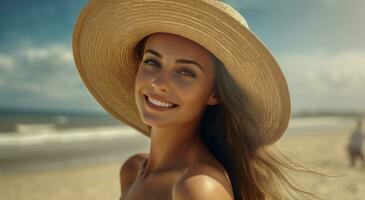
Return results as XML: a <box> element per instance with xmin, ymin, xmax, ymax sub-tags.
<box><xmin>0</xmin><ymin>127</ymin><xmax>364</xmax><ymax>200</ymax></box>
<box><xmin>276</xmin><ymin>128</ymin><xmax>365</xmax><ymax>200</ymax></box>
<box><xmin>0</xmin><ymin>162</ymin><xmax>122</xmax><ymax>200</ymax></box>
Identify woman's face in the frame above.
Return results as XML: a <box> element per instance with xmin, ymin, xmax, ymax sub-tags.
<box><xmin>134</xmin><ymin>32</ymin><xmax>219</xmax><ymax>128</ymax></box>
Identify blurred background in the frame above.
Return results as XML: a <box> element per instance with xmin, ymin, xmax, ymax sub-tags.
<box><xmin>0</xmin><ymin>0</ymin><xmax>364</xmax><ymax>199</ymax></box>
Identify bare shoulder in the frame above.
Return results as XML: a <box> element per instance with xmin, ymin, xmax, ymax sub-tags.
<box><xmin>172</xmin><ymin>162</ymin><xmax>234</xmax><ymax>200</ymax></box>
<box><xmin>119</xmin><ymin>153</ymin><xmax>148</xmax><ymax>193</ymax></box>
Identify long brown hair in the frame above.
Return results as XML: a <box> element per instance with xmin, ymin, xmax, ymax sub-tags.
<box><xmin>135</xmin><ymin>35</ymin><xmax>322</xmax><ymax>200</ymax></box>
<box><xmin>200</xmin><ymin>55</ymin><xmax>324</xmax><ymax>200</ymax></box>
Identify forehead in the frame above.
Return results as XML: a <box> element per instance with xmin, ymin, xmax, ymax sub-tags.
<box><xmin>144</xmin><ymin>32</ymin><xmax>214</xmax><ymax>64</ymax></box>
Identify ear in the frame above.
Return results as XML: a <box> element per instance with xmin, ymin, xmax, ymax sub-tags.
<box><xmin>207</xmin><ymin>92</ymin><xmax>221</xmax><ymax>106</ymax></box>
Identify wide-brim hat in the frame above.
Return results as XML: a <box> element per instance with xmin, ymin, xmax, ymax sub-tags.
<box><xmin>72</xmin><ymin>0</ymin><xmax>291</xmax><ymax>144</ymax></box>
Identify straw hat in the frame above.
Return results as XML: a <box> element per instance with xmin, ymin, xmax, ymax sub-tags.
<box><xmin>72</xmin><ymin>0</ymin><xmax>291</xmax><ymax>144</ymax></box>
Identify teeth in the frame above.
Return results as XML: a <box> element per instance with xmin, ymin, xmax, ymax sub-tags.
<box><xmin>147</xmin><ymin>96</ymin><xmax>175</xmax><ymax>108</ymax></box>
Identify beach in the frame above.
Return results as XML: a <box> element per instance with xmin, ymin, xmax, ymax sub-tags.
<box><xmin>0</xmin><ymin>126</ymin><xmax>150</xmax><ymax>200</ymax></box>
<box><xmin>277</xmin><ymin>129</ymin><xmax>365</xmax><ymax>200</ymax></box>
<box><xmin>0</xmin><ymin>117</ymin><xmax>364</xmax><ymax>200</ymax></box>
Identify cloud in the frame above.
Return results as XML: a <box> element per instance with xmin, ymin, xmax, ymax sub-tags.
<box><xmin>21</xmin><ymin>45</ymin><xmax>73</xmax><ymax>63</ymax></box>
<box><xmin>0</xmin><ymin>43</ymin><xmax>101</xmax><ymax>111</ymax></box>
<box><xmin>278</xmin><ymin>49</ymin><xmax>365</xmax><ymax>113</ymax></box>
<box><xmin>0</xmin><ymin>54</ymin><xmax>15</xmax><ymax>70</ymax></box>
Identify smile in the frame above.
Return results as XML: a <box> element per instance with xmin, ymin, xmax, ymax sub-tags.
<box><xmin>144</xmin><ymin>95</ymin><xmax>178</xmax><ymax>111</ymax></box>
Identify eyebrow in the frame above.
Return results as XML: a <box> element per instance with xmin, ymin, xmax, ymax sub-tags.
<box><xmin>144</xmin><ymin>49</ymin><xmax>204</xmax><ymax>72</ymax></box>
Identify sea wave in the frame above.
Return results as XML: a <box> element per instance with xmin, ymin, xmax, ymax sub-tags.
<box><xmin>0</xmin><ymin>126</ymin><xmax>139</xmax><ymax>146</ymax></box>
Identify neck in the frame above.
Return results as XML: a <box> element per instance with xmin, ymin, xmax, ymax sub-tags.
<box><xmin>141</xmin><ymin>122</ymin><xmax>206</xmax><ymax>180</ymax></box>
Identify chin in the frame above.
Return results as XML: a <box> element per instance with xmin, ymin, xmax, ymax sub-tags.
<box><xmin>141</xmin><ymin>117</ymin><xmax>168</xmax><ymax>127</ymax></box>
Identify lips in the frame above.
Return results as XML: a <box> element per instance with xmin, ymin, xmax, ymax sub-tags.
<box><xmin>143</xmin><ymin>94</ymin><xmax>179</xmax><ymax>111</ymax></box>
<box><xmin>144</xmin><ymin>93</ymin><xmax>179</xmax><ymax>107</ymax></box>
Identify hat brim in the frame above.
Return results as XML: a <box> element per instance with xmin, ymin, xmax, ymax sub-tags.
<box><xmin>72</xmin><ymin>0</ymin><xmax>291</xmax><ymax>144</ymax></box>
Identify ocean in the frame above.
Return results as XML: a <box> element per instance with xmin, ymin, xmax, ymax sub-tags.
<box><xmin>0</xmin><ymin>111</ymin><xmax>358</xmax><ymax>146</ymax></box>
<box><xmin>0</xmin><ymin>113</ymin><xmax>359</xmax><ymax>173</ymax></box>
<box><xmin>0</xmin><ymin>110</ymin><xmax>124</xmax><ymax>133</ymax></box>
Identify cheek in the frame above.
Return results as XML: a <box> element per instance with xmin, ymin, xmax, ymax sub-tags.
<box><xmin>175</xmin><ymin>79</ymin><xmax>211</xmax><ymax>107</ymax></box>
<box><xmin>135</xmin><ymin>65</ymin><xmax>149</xmax><ymax>88</ymax></box>
<box><xmin>135</xmin><ymin>65</ymin><xmax>156</xmax><ymax>84</ymax></box>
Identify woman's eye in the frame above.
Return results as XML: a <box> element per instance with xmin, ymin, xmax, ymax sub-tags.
<box><xmin>143</xmin><ymin>59</ymin><xmax>159</xmax><ymax>67</ymax></box>
<box><xmin>179</xmin><ymin>70</ymin><xmax>195</xmax><ymax>78</ymax></box>
<box><xmin>143</xmin><ymin>59</ymin><xmax>196</xmax><ymax>78</ymax></box>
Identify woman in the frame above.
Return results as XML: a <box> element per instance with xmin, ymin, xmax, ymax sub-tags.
<box><xmin>73</xmin><ymin>0</ymin><xmax>317</xmax><ymax>199</ymax></box>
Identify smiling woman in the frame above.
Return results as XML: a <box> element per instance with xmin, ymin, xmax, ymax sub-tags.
<box><xmin>134</xmin><ymin>33</ymin><xmax>218</xmax><ymax>128</ymax></box>
<box><xmin>72</xmin><ymin>0</ymin><xmax>320</xmax><ymax>199</ymax></box>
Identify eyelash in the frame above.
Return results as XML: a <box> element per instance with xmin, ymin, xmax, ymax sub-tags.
<box><xmin>143</xmin><ymin>59</ymin><xmax>196</xmax><ymax>78</ymax></box>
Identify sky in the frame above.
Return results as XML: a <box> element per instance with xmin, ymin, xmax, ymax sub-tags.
<box><xmin>0</xmin><ymin>0</ymin><xmax>364</xmax><ymax>114</ymax></box>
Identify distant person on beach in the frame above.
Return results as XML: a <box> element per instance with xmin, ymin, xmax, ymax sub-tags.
<box><xmin>73</xmin><ymin>0</ymin><xmax>320</xmax><ymax>199</ymax></box>
<box><xmin>347</xmin><ymin>118</ymin><xmax>364</xmax><ymax>168</ymax></box>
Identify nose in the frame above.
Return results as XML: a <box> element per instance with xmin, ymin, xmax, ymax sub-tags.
<box><xmin>151</xmin><ymin>70</ymin><xmax>170</xmax><ymax>93</ymax></box>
